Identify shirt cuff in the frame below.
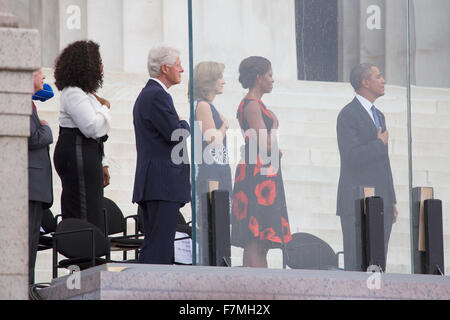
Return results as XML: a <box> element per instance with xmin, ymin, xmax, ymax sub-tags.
<box><xmin>102</xmin><ymin>156</ymin><xmax>109</xmax><ymax>167</ymax></box>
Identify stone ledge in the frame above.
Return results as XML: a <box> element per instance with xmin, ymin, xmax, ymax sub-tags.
<box><xmin>0</xmin><ymin>28</ymin><xmax>40</xmax><ymax>71</ymax></box>
<box><xmin>0</xmin><ymin>114</ymin><xmax>29</xmax><ymax>136</ymax></box>
<box><xmin>0</xmin><ymin>92</ymin><xmax>32</xmax><ymax>115</ymax></box>
<box><xmin>0</xmin><ymin>275</ymin><xmax>27</xmax><ymax>300</ymax></box>
<box><xmin>38</xmin><ymin>263</ymin><xmax>450</xmax><ymax>300</ymax></box>
<box><xmin>0</xmin><ymin>70</ymin><xmax>33</xmax><ymax>94</ymax></box>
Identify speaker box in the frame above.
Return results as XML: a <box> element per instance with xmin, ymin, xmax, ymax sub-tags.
<box><xmin>362</xmin><ymin>196</ymin><xmax>386</xmax><ymax>272</ymax></box>
<box><xmin>424</xmin><ymin>199</ymin><xmax>445</xmax><ymax>275</ymax></box>
<box><xmin>209</xmin><ymin>190</ymin><xmax>231</xmax><ymax>267</ymax></box>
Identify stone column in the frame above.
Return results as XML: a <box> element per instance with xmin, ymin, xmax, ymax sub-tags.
<box><xmin>38</xmin><ymin>0</ymin><xmax>60</xmax><ymax>68</ymax></box>
<box><xmin>0</xmin><ymin>0</ymin><xmax>40</xmax><ymax>299</ymax></box>
<box><xmin>413</xmin><ymin>0</ymin><xmax>450</xmax><ymax>88</ymax></box>
<box><xmin>58</xmin><ymin>0</ymin><xmax>87</xmax><ymax>51</ymax></box>
<box><xmin>0</xmin><ymin>0</ymin><xmax>18</xmax><ymax>27</ymax></box>
<box><xmin>8</xmin><ymin>0</ymin><xmax>60</xmax><ymax>68</ymax></box>
<box><xmin>123</xmin><ymin>0</ymin><xmax>163</xmax><ymax>73</ymax></box>
<box><xmin>87</xmin><ymin>0</ymin><xmax>124</xmax><ymax>71</ymax></box>
<box><xmin>161</xmin><ymin>0</ymin><xmax>189</xmax><ymax>68</ymax></box>
<box><xmin>338</xmin><ymin>0</ymin><xmax>360</xmax><ymax>82</ymax></box>
<box><xmin>359</xmin><ymin>0</ymin><xmax>385</xmax><ymax>73</ymax></box>
<box><xmin>385</xmin><ymin>0</ymin><xmax>415</xmax><ymax>87</ymax></box>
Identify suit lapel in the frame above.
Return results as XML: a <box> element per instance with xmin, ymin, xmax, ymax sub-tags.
<box><xmin>147</xmin><ymin>78</ymin><xmax>158</xmax><ymax>88</ymax></box>
<box><xmin>31</xmin><ymin>102</ymin><xmax>40</xmax><ymax>123</ymax></box>
<box><xmin>351</xmin><ymin>97</ymin><xmax>378</xmax><ymax>133</ymax></box>
<box><xmin>147</xmin><ymin>78</ymin><xmax>176</xmax><ymax>113</ymax></box>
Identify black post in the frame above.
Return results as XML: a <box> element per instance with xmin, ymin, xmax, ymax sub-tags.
<box><xmin>424</xmin><ymin>199</ymin><xmax>445</xmax><ymax>275</ymax></box>
<box><xmin>209</xmin><ymin>190</ymin><xmax>231</xmax><ymax>267</ymax></box>
<box><xmin>362</xmin><ymin>196</ymin><xmax>386</xmax><ymax>272</ymax></box>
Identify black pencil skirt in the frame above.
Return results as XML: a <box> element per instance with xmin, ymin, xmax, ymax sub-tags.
<box><xmin>53</xmin><ymin>127</ymin><xmax>105</xmax><ymax>232</ymax></box>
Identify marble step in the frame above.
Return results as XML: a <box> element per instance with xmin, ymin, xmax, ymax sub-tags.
<box><xmin>38</xmin><ymin>82</ymin><xmax>450</xmax><ymax>119</ymax></box>
<box><xmin>42</xmin><ymin>67</ymin><xmax>450</xmax><ymax>110</ymax></box>
<box><xmin>39</xmin><ymin>118</ymin><xmax>450</xmax><ymax>164</ymax></box>
<box><xmin>36</xmin><ymin>93</ymin><xmax>450</xmax><ymax>133</ymax></box>
<box><xmin>82</xmin><ymin>130</ymin><xmax>450</xmax><ymax>174</ymax></box>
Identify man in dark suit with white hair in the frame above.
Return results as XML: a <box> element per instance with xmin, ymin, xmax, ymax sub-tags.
<box><xmin>336</xmin><ymin>63</ymin><xmax>397</xmax><ymax>271</ymax></box>
<box><xmin>132</xmin><ymin>45</ymin><xmax>191</xmax><ymax>264</ymax></box>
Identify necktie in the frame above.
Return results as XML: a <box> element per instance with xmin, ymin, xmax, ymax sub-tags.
<box><xmin>371</xmin><ymin>105</ymin><xmax>380</xmax><ymax>129</ymax></box>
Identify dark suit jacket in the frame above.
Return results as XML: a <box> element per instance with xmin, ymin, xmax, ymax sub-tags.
<box><xmin>28</xmin><ymin>104</ymin><xmax>53</xmax><ymax>208</ymax></box>
<box><xmin>132</xmin><ymin>79</ymin><xmax>191</xmax><ymax>205</ymax></box>
<box><xmin>336</xmin><ymin>97</ymin><xmax>396</xmax><ymax>217</ymax></box>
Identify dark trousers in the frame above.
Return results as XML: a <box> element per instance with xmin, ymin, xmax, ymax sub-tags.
<box><xmin>54</xmin><ymin>129</ymin><xmax>104</xmax><ymax>231</ymax></box>
<box><xmin>138</xmin><ymin>200</ymin><xmax>181</xmax><ymax>264</ymax></box>
<box><xmin>340</xmin><ymin>213</ymin><xmax>393</xmax><ymax>271</ymax></box>
<box><xmin>29</xmin><ymin>201</ymin><xmax>44</xmax><ymax>284</ymax></box>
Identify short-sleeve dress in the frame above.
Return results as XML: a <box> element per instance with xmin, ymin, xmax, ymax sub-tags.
<box><xmin>231</xmin><ymin>97</ymin><xmax>292</xmax><ymax>249</ymax></box>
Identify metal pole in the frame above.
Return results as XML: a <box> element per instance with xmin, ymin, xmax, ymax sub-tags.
<box><xmin>406</xmin><ymin>0</ymin><xmax>415</xmax><ymax>274</ymax></box>
<box><xmin>187</xmin><ymin>0</ymin><xmax>197</xmax><ymax>266</ymax></box>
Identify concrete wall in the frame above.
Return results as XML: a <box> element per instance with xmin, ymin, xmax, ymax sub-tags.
<box><xmin>191</xmin><ymin>0</ymin><xmax>297</xmax><ymax>79</ymax></box>
<box><xmin>0</xmin><ymin>1</ymin><xmax>41</xmax><ymax>299</ymax></box>
<box><xmin>413</xmin><ymin>0</ymin><xmax>450</xmax><ymax>88</ymax></box>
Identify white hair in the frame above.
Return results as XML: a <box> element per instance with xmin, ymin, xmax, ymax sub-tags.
<box><xmin>147</xmin><ymin>44</ymin><xmax>180</xmax><ymax>77</ymax></box>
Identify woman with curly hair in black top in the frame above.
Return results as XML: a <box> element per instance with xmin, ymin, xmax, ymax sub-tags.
<box><xmin>53</xmin><ymin>40</ymin><xmax>111</xmax><ymax>231</ymax></box>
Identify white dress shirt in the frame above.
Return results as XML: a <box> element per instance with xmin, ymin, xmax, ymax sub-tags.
<box><xmin>59</xmin><ymin>86</ymin><xmax>111</xmax><ymax>166</ymax></box>
<box><xmin>356</xmin><ymin>94</ymin><xmax>376</xmax><ymax>125</ymax></box>
<box><xmin>150</xmin><ymin>77</ymin><xmax>169</xmax><ymax>93</ymax></box>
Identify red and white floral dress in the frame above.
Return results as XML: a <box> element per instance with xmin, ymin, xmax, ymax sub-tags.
<box><xmin>231</xmin><ymin>97</ymin><xmax>292</xmax><ymax>249</ymax></box>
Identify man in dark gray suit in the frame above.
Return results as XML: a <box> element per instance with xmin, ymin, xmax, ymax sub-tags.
<box><xmin>28</xmin><ymin>68</ymin><xmax>53</xmax><ymax>284</ymax></box>
<box><xmin>336</xmin><ymin>63</ymin><xmax>397</xmax><ymax>271</ymax></box>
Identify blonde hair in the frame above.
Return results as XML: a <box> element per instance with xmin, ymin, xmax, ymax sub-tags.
<box><xmin>192</xmin><ymin>61</ymin><xmax>225</xmax><ymax>101</ymax></box>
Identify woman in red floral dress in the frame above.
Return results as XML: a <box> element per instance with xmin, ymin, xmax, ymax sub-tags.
<box><xmin>231</xmin><ymin>56</ymin><xmax>292</xmax><ymax>268</ymax></box>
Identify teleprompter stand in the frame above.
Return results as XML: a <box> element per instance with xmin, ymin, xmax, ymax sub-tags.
<box><xmin>208</xmin><ymin>189</ymin><xmax>231</xmax><ymax>267</ymax></box>
<box><xmin>412</xmin><ymin>187</ymin><xmax>445</xmax><ymax>275</ymax></box>
<box><xmin>361</xmin><ymin>196</ymin><xmax>386</xmax><ymax>272</ymax></box>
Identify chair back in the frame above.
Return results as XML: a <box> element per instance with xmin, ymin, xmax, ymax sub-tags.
<box><xmin>41</xmin><ymin>209</ymin><xmax>57</xmax><ymax>234</ymax></box>
<box><xmin>103</xmin><ymin>197</ymin><xmax>126</xmax><ymax>235</ymax></box>
<box><xmin>285</xmin><ymin>232</ymin><xmax>338</xmax><ymax>270</ymax></box>
<box><xmin>54</xmin><ymin>218</ymin><xmax>110</xmax><ymax>259</ymax></box>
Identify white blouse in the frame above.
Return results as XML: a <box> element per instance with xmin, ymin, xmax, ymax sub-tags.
<box><xmin>59</xmin><ymin>86</ymin><xmax>111</xmax><ymax>166</ymax></box>
<box><xmin>59</xmin><ymin>86</ymin><xmax>111</xmax><ymax>139</ymax></box>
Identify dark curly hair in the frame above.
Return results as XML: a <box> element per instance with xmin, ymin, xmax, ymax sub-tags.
<box><xmin>238</xmin><ymin>56</ymin><xmax>271</xmax><ymax>89</ymax></box>
<box><xmin>54</xmin><ymin>40</ymin><xmax>103</xmax><ymax>93</ymax></box>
